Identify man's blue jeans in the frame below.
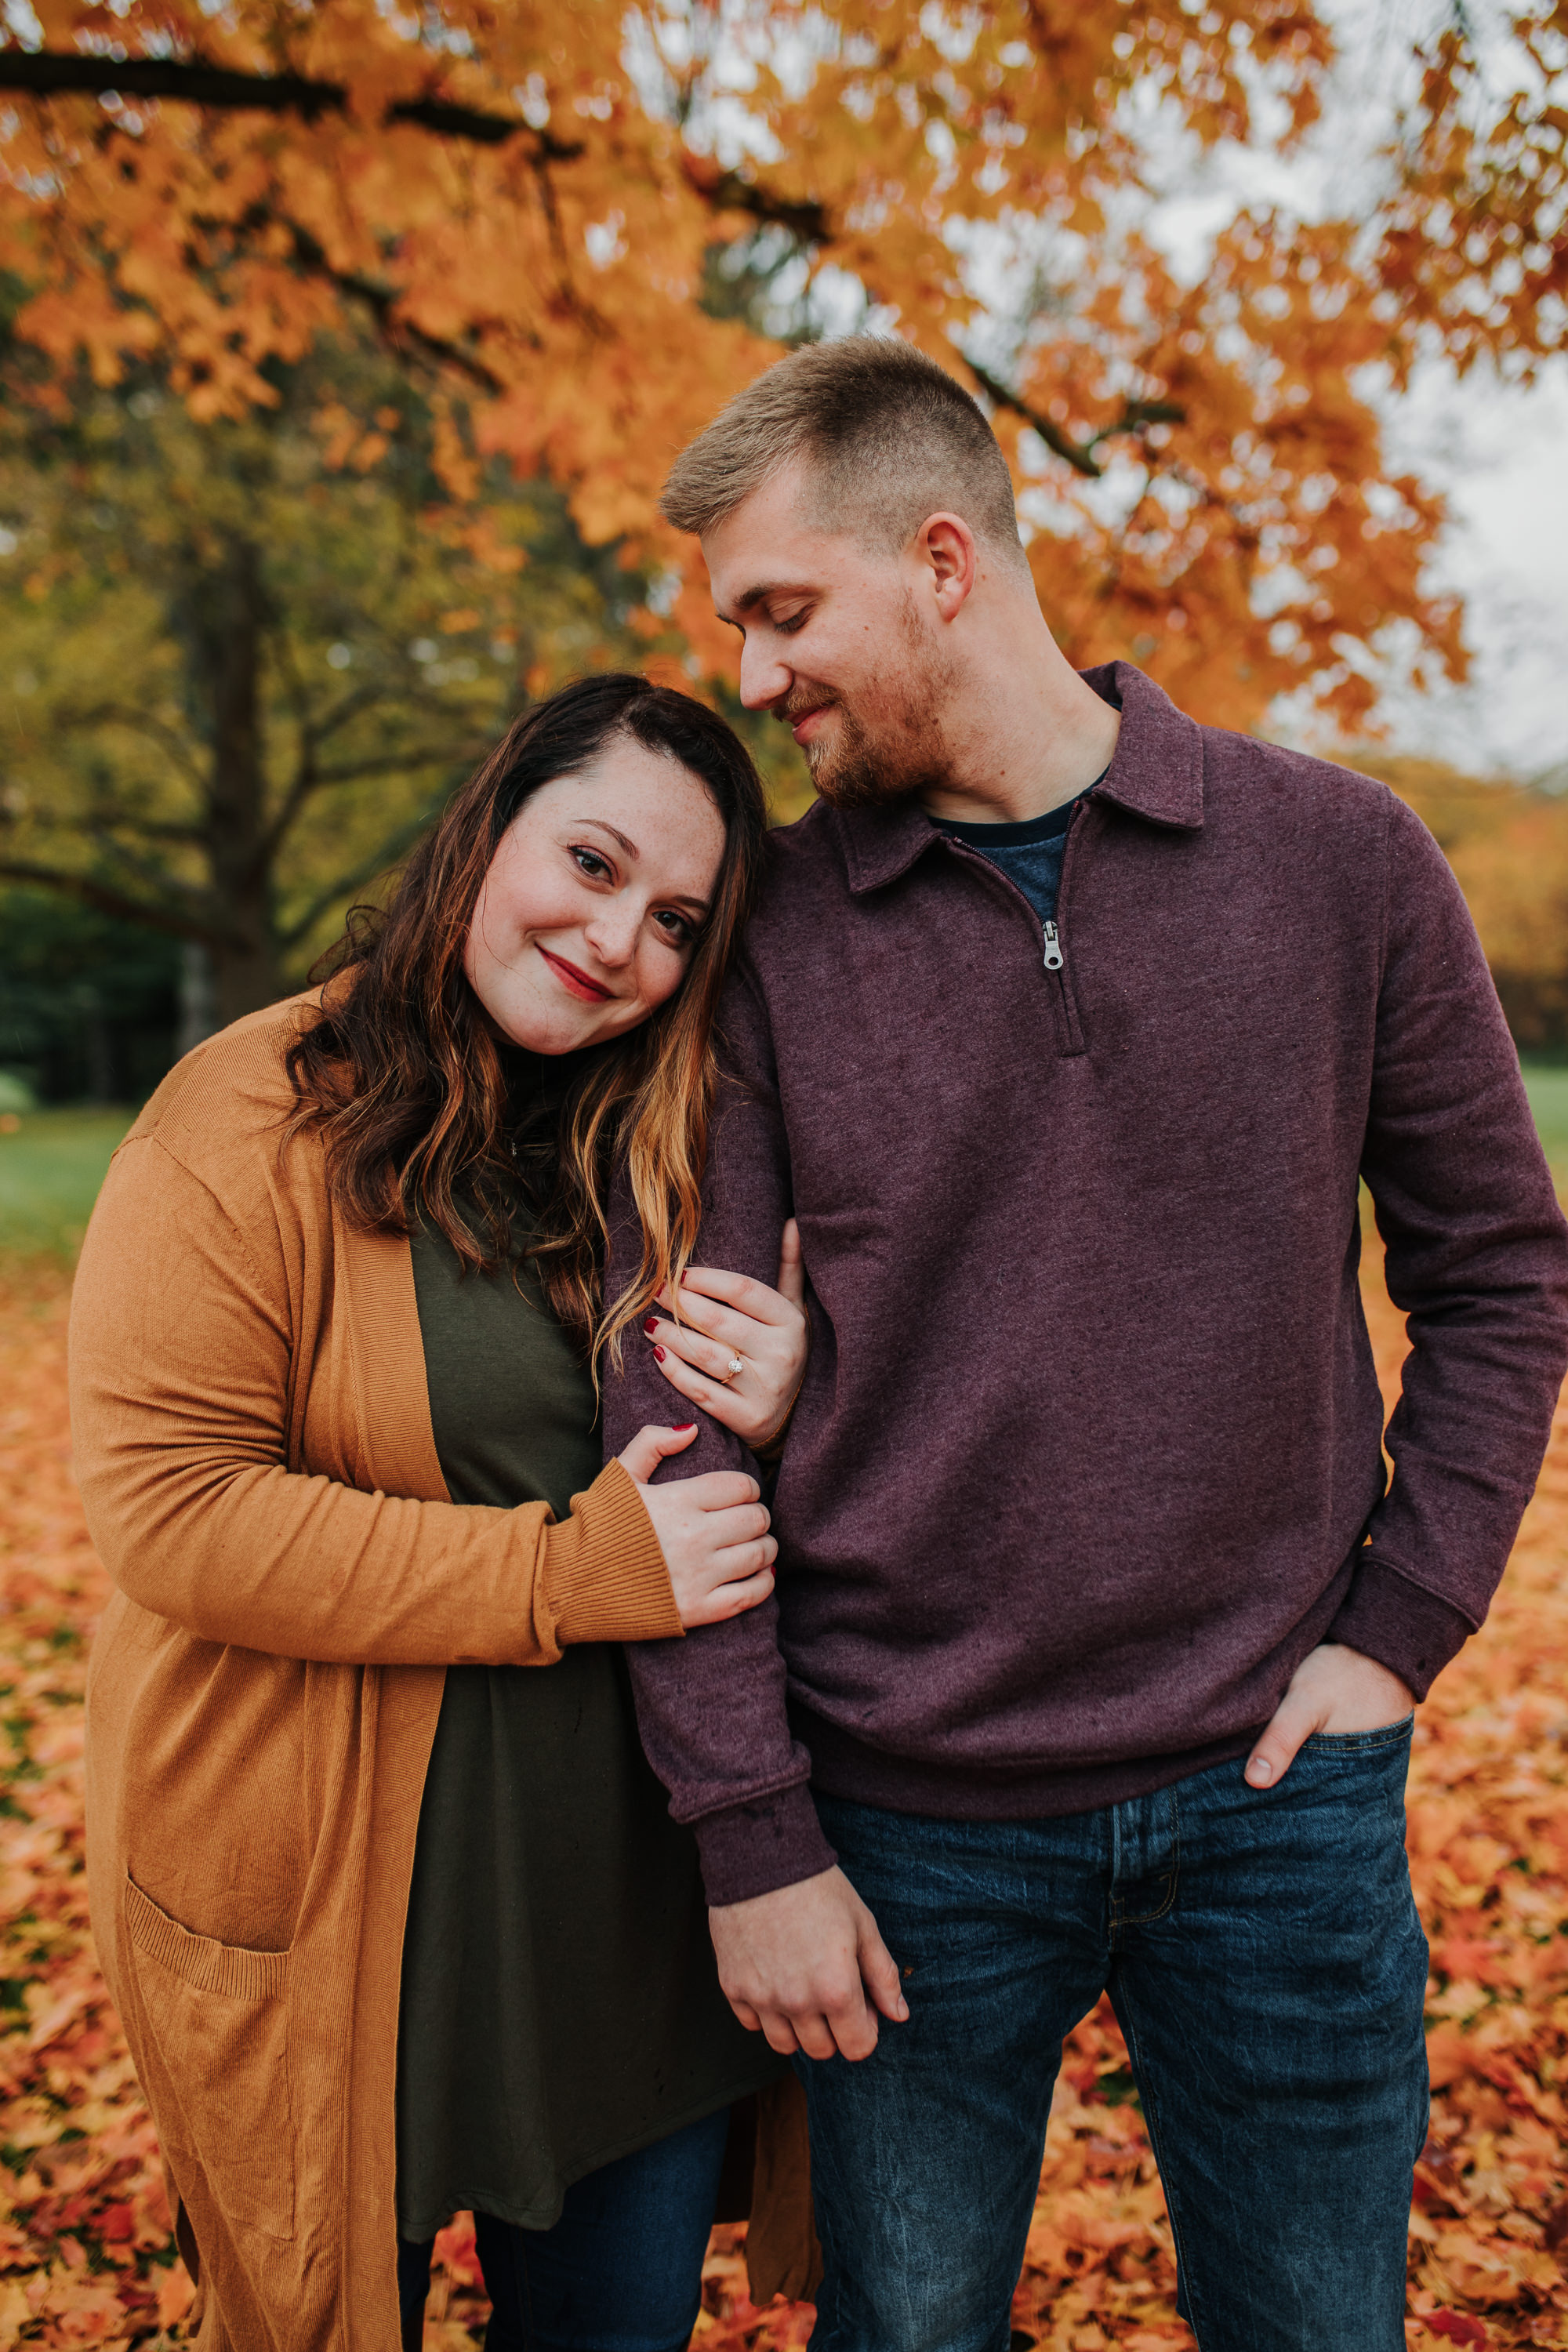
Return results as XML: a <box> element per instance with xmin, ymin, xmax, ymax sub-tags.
<box><xmin>801</xmin><ymin>1724</ymin><xmax>1428</xmax><ymax>2352</ymax></box>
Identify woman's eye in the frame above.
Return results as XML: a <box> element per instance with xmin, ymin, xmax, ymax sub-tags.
<box><xmin>655</xmin><ymin>910</ymin><xmax>695</xmax><ymax>948</ymax></box>
<box><xmin>571</xmin><ymin>845</ymin><xmax>612</xmax><ymax>880</ymax></box>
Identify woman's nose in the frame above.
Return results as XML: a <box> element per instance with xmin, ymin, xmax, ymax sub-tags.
<box><xmin>581</xmin><ymin>904</ymin><xmax>640</xmax><ymax>966</ymax></box>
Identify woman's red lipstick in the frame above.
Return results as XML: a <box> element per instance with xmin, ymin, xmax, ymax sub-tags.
<box><xmin>538</xmin><ymin>947</ymin><xmax>613</xmax><ymax>1003</ymax></box>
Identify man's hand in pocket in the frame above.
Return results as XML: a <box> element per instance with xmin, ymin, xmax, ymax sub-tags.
<box><xmin>1245</xmin><ymin>1642</ymin><xmax>1414</xmax><ymax>1790</ymax></box>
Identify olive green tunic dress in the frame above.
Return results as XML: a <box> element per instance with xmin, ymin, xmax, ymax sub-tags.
<box><xmin>394</xmin><ymin>1165</ymin><xmax>779</xmax><ymax>2244</ymax></box>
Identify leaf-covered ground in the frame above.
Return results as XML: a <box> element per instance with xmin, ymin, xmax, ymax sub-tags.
<box><xmin>2</xmin><ymin>1248</ymin><xmax>1566</xmax><ymax>2348</ymax></box>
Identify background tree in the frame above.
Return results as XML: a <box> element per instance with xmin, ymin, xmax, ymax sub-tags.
<box><xmin>0</xmin><ymin>332</ymin><xmax>671</xmax><ymax>1022</ymax></box>
<box><xmin>1356</xmin><ymin>754</ymin><xmax>1568</xmax><ymax>1054</ymax></box>
<box><xmin>1</xmin><ymin>0</ymin><xmax>1563</xmax><ymax>740</ymax></box>
<box><xmin>0</xmin><ymin>892</ymin><xmax>182</xmax><ymax>1103</ymax></box>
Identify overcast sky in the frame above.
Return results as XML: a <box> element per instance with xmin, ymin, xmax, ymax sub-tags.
<box><xmin>1374</xmin><ymin>366</ymin><xmax>1568</xmax><ymax>780</ymax></box>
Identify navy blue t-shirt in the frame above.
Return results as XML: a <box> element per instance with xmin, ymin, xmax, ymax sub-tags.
<box><xmin>934</xmin><ymin>772</ymin><xmax>1105</xmax><ymax>928</ymax></box>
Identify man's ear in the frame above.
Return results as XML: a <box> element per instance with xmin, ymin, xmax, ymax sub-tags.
<box><xmin>916</xmin><ymin>513</ymin><xmax>979</xmax><ymax>620</ymax></box>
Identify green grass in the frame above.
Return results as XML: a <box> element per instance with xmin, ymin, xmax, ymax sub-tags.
<box><xmin>1521</xmin><ymin>1063</ymin><xmax>1568</xmax><ymax>1184</ymax></box>
<box><xmin>0</xmin><ymin>1106</ymin><xmax>135</xmax><ymax>1260</ymax></box>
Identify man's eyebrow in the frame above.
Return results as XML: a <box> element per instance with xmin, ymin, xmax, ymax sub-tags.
<box><xmin>723</xmin><ymin>579</ymin><xmax>811</xmax><ymax>620</ymax></box>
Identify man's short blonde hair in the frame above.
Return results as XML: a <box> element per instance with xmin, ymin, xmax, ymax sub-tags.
<box><xmin>659</xmin><ymin>335</ymin><xmax>1028</xmax><ymax>573</ymax></box>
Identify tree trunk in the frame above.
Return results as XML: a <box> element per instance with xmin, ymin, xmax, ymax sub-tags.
<box><xmin>186</xmin><ymin>539</ymin><xmax>286</xmax><ymax>1026</ymax></box>
<box><xmin>176</xmin><ymin>942</ymin><xmax>220</xmax><ymax>1060</ymax></box>
<box><xmin>76</xmin><ymin>982</ymin><xmax>116</xmax><ymax>1102</ymax></box>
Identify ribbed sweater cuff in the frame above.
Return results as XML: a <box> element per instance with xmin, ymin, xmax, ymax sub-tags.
<box><xmin>694</xmin><ymin>1782</ymin><xmax>837</xmax><ymax>1909</ymax></box>
<box><xmin>546</xmin><ymin>1460</ymin><xmax>684</xmax><ymax>1648</ymax></box>
<box><xmin>1326</xmin><ymin>1556</ymin><xmax>1475</xmax><ymax>1701</ymax></box>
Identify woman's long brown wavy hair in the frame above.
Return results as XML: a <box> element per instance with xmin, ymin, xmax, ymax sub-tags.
<box><xmin>286</xmin><ymin>673</ymin><xmax>768</xmax><ymax>1370</ymax></box>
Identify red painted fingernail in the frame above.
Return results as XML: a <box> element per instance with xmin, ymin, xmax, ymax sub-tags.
<box><xmin>644</xmin><ymin>1316</ymin><xmax>658</xmax><ymax>1335</ymax></box>
<box><xmin>673</xmin><ymin>1421</ymin><xmax>696</xmax><ymax>1432</ymax></box>
<box><xmin>653</xmin><ymin>1345</ymin><xmax>666</xmax><ymax>1361</ymax></box>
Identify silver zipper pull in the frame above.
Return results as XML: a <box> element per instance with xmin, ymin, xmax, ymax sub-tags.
<box><xmin>1043</xmin><ymin>920</ymin><xmax>1065</xmax><ymax>971</ymax></box>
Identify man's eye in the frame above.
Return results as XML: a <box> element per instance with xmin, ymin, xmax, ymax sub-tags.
<box><xmin>776</xmin><ymin>610</ymin><xmax>809</xmax><ymax>635</ymax></box>
<box><xmin>572</xmin><ymin>845</ymin><xmax>612</xmax><ymax>880</ymax></box>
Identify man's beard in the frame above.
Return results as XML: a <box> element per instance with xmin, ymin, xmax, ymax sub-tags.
<box><xmin>782</xmin><ymin>601</ymin><xmax>958</xmax><ymax>811</ymax></box>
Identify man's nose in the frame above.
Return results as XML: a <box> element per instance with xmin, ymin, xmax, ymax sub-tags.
<box><xmin>739</xmin><ymin>636</ymin><xmax>791</xmax><ymax>713</ymax></box>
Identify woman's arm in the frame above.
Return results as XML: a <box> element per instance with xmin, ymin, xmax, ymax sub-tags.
<box><xmin>69</xmin><ymin>1138</ymin><xmax>770</xmax><ymax>1664</ymax></box>
<box><xmin>641</xmin><ymin>1220</ymin><xmax>810</xmax><ymax>1451</ymax></box>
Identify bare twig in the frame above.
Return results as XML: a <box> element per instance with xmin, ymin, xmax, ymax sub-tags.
<box><xmin>964</xmin><ymin>358</ymin><xmax>1185</xmax><ymax>482</ymax></box>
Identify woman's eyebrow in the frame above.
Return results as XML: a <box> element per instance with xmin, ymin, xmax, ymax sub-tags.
<box><xmin>572</xmin><ymin>816</ymin><xmax>640</xmax><ymax>859</ymax></box>
<box><xmin>572</xmin><ymin>816</ymin><xmax>710</xmax><ymax>921</ymax></box>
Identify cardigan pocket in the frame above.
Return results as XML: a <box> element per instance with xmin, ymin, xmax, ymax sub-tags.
<box><xmin>124</xmin><ymin>1874</ymin><xmax>296</xmax><ymax>2243</ymax></box>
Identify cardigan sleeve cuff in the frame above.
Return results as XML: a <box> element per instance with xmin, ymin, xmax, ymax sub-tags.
<box><xmin>692</xmin><ymin>1782</ymin><xmax>838</xmax><ymax>1908</ymax></box>
<box><xmin>545</xmin><ymin>1459</ymin><xmax>684</xmax><ymax>1649</ymax></box>
<box><xmin>1325</xmin><ymin>1555</ymin><xmax>1475</xmax><ymax>1701</ymax></box>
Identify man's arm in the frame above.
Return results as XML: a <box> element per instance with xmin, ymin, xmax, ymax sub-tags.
<box><xmin>603</xmin><ymin>958</ymin><xmax>837</xmax><ymax>1898</ymax></box>
<box><xmin>603</xmin><ymin>960</ymin><xmax>906</xmax><ymax>2057</ymax></box>
<box><xmin>1253</xmin><ymin>792</ymin><xmax>1568</xmax><ymax>1784</ymax></box>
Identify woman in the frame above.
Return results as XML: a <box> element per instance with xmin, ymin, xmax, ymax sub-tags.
<box><xmin>72</xmin><ymin>676</ymin><xmax>811</xmax><ymax>2352</ymax></box>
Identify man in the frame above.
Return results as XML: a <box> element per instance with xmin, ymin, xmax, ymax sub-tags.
<box><xmin>604</xmin><ymin>337</ymin><xmax>1568</xmax><ymax>2351</ymax></box>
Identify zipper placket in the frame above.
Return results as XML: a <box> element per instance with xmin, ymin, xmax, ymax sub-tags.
<box><xmin>1048</xmin><ymin>802</ymin><xmax>1089</xmax><ymax>1055</ymax></box>
<box><xmin>938</xmin><ymin>802</ymin><xmax>1091</xmax><ymax>1057</ymax></box>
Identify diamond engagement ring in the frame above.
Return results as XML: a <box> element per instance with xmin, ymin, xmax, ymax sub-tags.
<box><xmin>722</xmin><ymin>1353</ymin><xmax>744</xmax><ymax>1383</ymax></box>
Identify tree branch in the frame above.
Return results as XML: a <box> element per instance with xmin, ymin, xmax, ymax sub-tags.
<box><xmin>265</xmin><ymin>676</ymin><xmax>481</xmax><ymax>861</ymax></box>
<box><xmin>0</xmin><ymin>48</ymin><xmax>583</xmax><ymax>162</ymax></box>
<box><xmin>54</xmin><ymin>701</ymin><xmax>206</xmax><ymax>789</ymax></box>
<box><xmin>676</xmin><ymin>167</ymin><xmax>1190</xmax><ymax>488</ymax></box>
<box><xmin>963</xmin><ymin>358</ymin><xmax>1185</xmax><ymax>481</ymax></box>
<box><xmin>308</xmin><ymin>742</ymin><xmax>485</xmax><ymax>788</ymax></box>
<box><xmin>0</xmin><ymin>856</ymin><xmax>215</xmax><ymax>942</ymax></box>
<box><xmin>276</xmin><ymin>810</ymin><xmax>439</xmax><ymax>947</ymax></box>
<box><xmin>265</xmin><ymin>676</ymin><xmax>420</xmax><ymax>855</ymax></box>
<box><xmin>87</xmin><ymin>815</ymin><xmax>206</xmax><ymax>845</ymax></box>
<box><xmin>681</xmin><ymin>156</ymin><xmax>832</xmax><ymax>246</ymax></box>
<box><xmin>285</xmin><ymin>223</ymin><xmax>506</xmax><ymax>392</ymax></box>
<box><xmin>75</xmin><ymin>814</ymin><xmax>204</xmax><ymax>887</ymax></box>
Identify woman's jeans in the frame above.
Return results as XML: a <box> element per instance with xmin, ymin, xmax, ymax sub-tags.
<box><xmin>803</xmin><ymin>1724</ymin><xmax>1428</xmax><ymax>2352</ymax></box>
<box><xmin>397</xmin><ymin>2106</ymin><xmax>730</xmax><ymax>2352</ymax></box>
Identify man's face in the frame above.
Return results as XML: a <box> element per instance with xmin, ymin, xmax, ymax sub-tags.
<box><xmin>701</xmin><ymin>463</ymin><xmax>958</xmax><ymax>809</ymax></box>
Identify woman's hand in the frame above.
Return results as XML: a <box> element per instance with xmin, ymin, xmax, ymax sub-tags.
<box><xmin>616</xmin><ymin>1425</ymin><xmax>778</xmax><ymax>1628</ymax></box>
<box><xmin>641</xmin><ymin>1221</ymin><xmax>809</xmax><ymax>1450</ymax></box>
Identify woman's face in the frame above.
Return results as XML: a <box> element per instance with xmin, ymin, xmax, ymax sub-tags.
<box><xmin>463</xmin><ymin>734</ymin><xmax>728</xmax><ymax>1054</ymax></box>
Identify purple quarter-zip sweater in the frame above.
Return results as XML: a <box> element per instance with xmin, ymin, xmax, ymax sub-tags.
<box><xmin>602</xmin><ymin>664</ymin><xmax>1568</xmax><ymax>1907</ymax></box>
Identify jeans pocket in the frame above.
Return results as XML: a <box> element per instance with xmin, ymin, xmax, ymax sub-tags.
<box><xmin>124</xmin><ymin>1872</ymin><xmax>296</xmax><ymax>2241</ymax></box>
<box><xmin>1301</xmin><ymin>1712</ymin><xmax>1415</xmax><ymax>1756</ymax></box>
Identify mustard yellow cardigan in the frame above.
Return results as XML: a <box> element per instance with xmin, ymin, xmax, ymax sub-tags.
<box><xmin>71</xmin><ymin>1001</ymin><xmax>812</xmax><ymax>2350</ymax></box>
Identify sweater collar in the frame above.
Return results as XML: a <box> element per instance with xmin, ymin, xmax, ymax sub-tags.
<box><xmin>836</xmin><ymin>660</ymin><xmax>1206</xmax><ymax>897</ymax></box>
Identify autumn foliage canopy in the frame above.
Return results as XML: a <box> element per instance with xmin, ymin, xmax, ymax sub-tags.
<box><xmin>2</xmin><ymin>0</ymin><xmax>1567</xmax><ymax>737</ymax></box>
